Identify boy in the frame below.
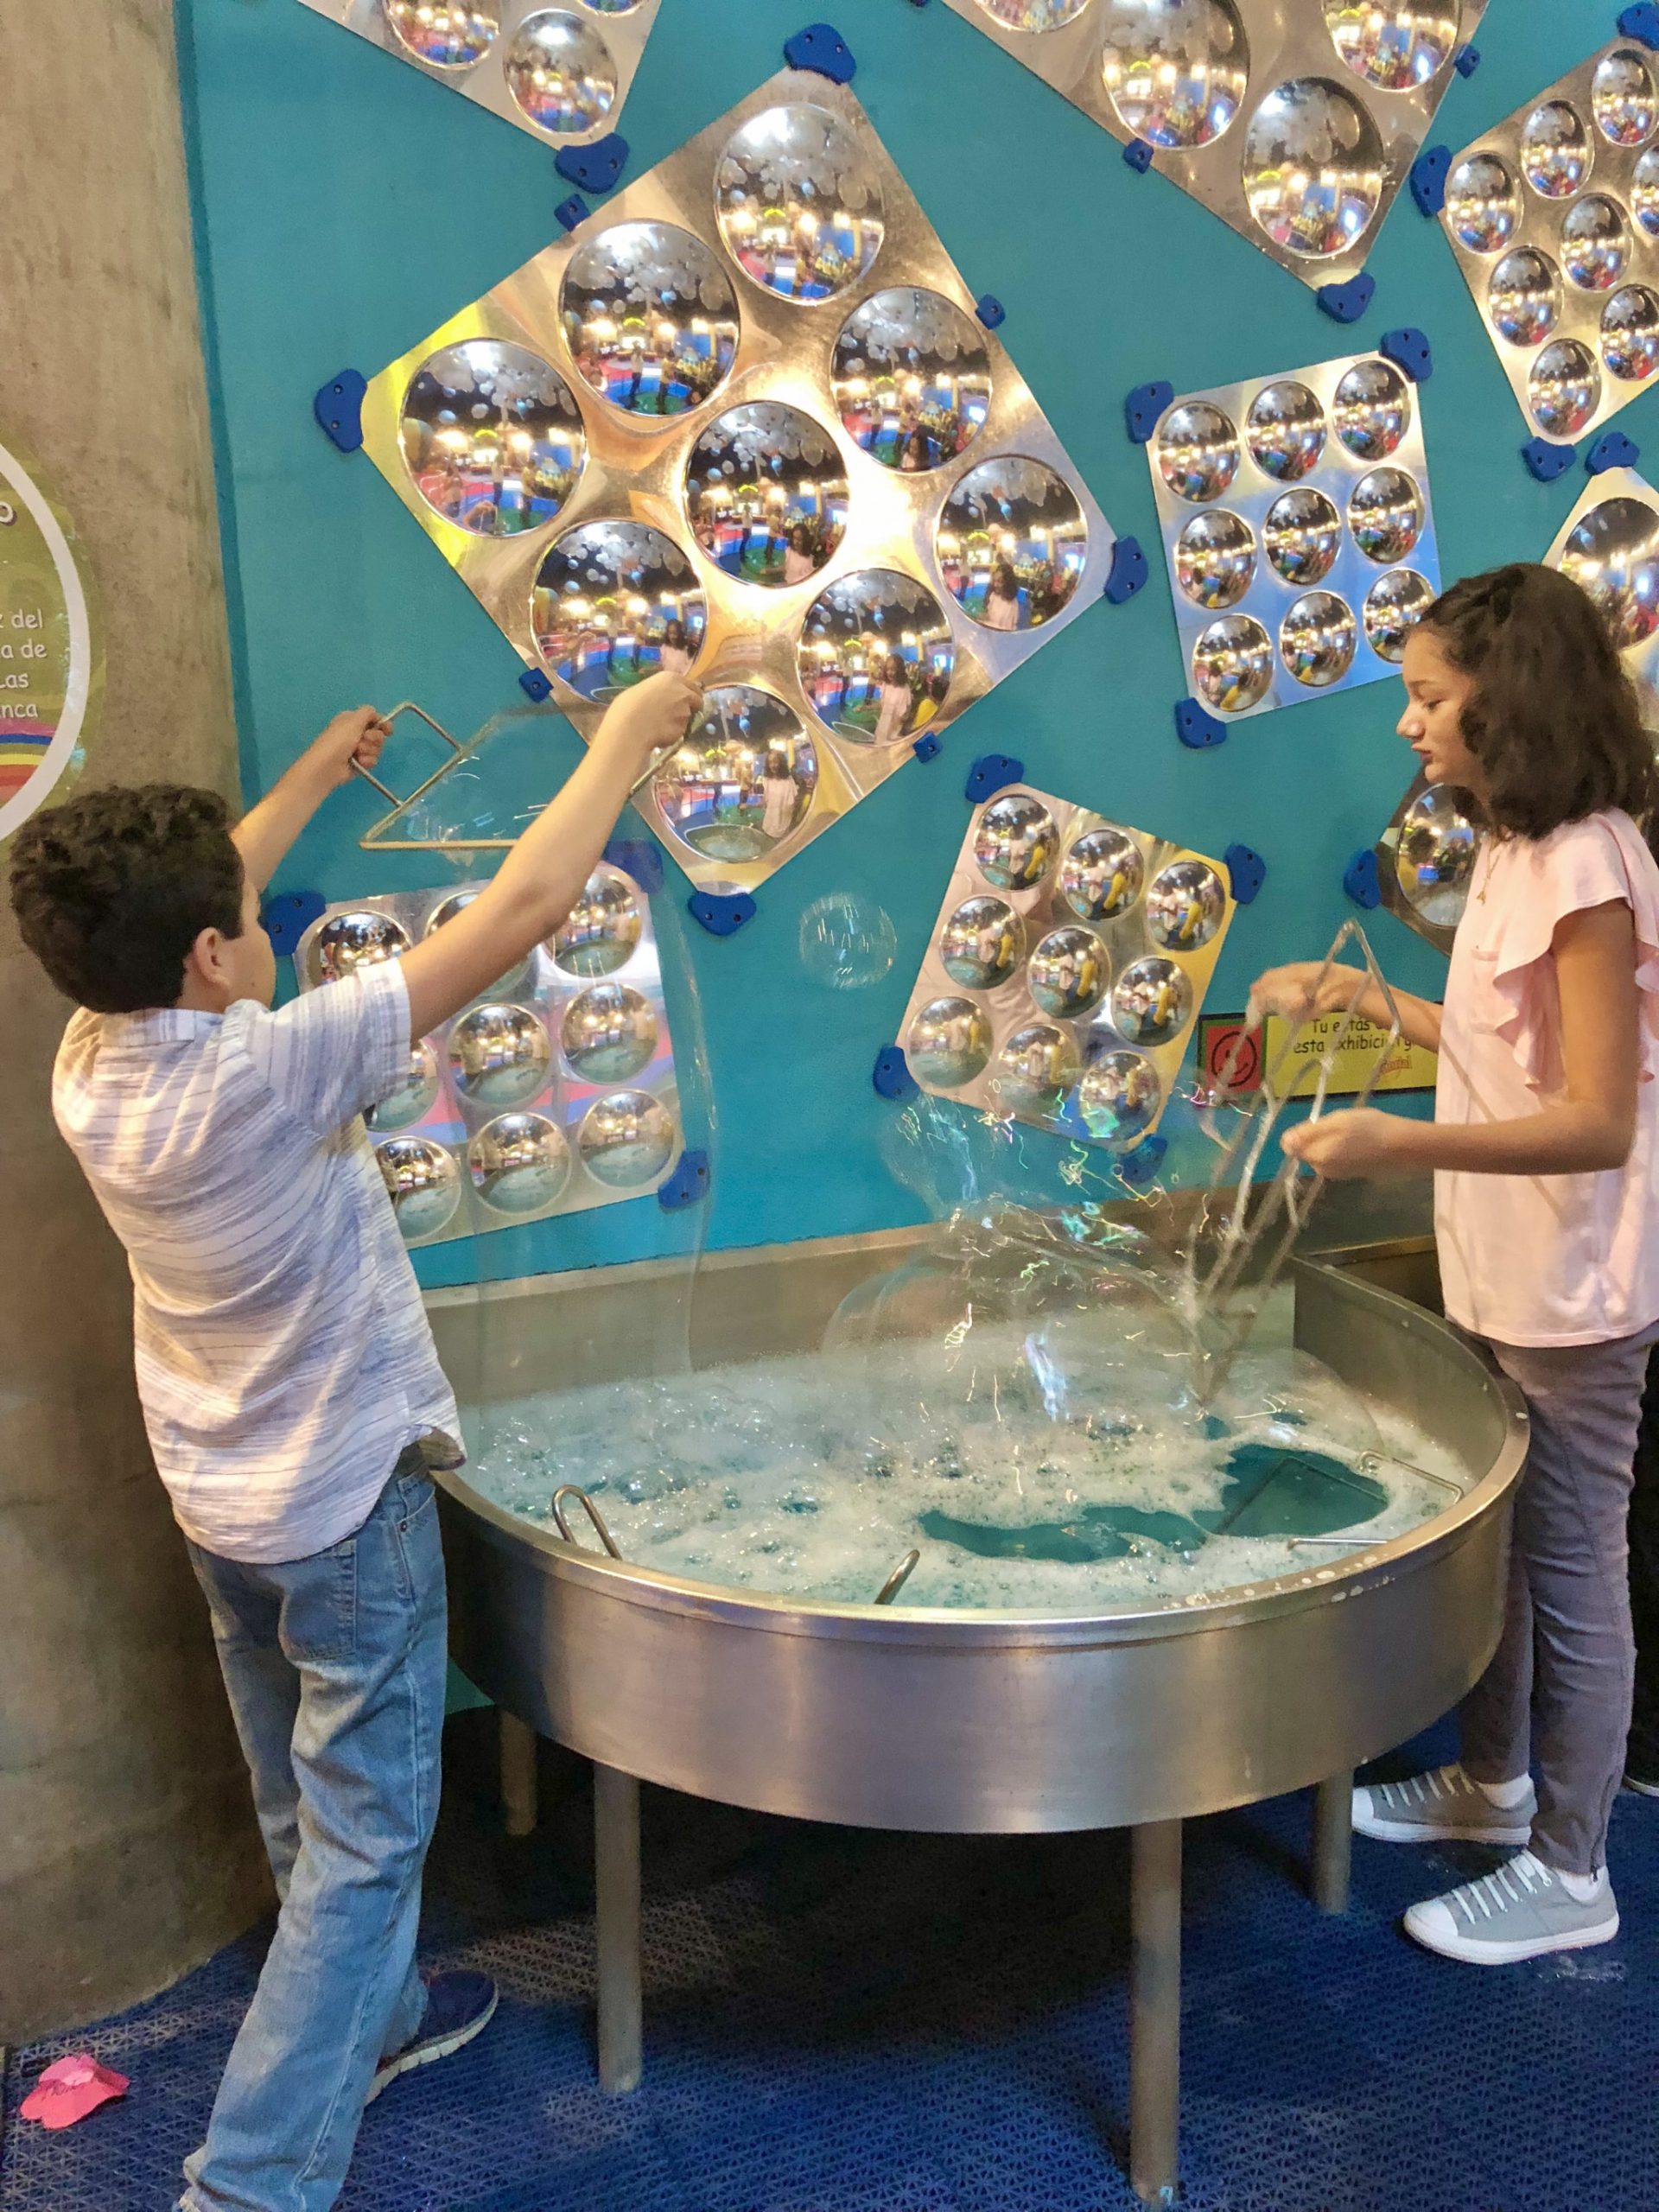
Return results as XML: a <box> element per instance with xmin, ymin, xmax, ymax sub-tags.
<box><xmin>7</xmin><ymin>671</ymin><xmax>701</xmax><ymax>2212</ymax></box>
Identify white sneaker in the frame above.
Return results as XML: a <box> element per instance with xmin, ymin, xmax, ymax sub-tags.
<box><xmin>1403</xmin><ymin>1850</ymin><xmax>1618</xmax><ymax>1965</ymax></box>
<box><xmin>1351</xmin><ymin>1763</ymin><xmax>1535</xmax><ymax>1847</ymax></box>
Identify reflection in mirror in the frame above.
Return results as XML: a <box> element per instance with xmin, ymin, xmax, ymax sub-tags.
<box><xmin>1147</xmin><ymin>860</ymin><xmax>1225</xmax><ymax>949</ymax></box>
<box><xmin>1603</xmin><ymin>286</ymin><xmax>1659</xmax><ymax>383</ymax></box>
<box><xmin>1395</xmin><ymin>785</ymin><xmax>1480</xmax><ymax>930</ymax></box>
<box><xmin>1593</xmin><ymin>48</ymin><xmax>1659</xmax><ymax>148</ymax></box>
<box><xmin>1635</xmin><ymin>147</ymin><xmax>1659</xmax><ymax>238</ymax></box>
<box><xmin>1243</xmin><ymin>78</ymin><xmax>1384</xmax><ymax>259</ymax></box>
<box><xmin>1332</xmin><ymin>359</ymin><xmax>1410</xmax><ymax>460</ymax></box>
<box><xmin>1446</xmin><ymin>152</ymin><xmax>1520</xmax><ymax>254</ymax></box>
<box><xmin>382</xmin><ymin>1</ymin><xmax>499</xmax><ymax>68</ymax></box>
<box><xmin>1280</xmin><ymin>590</ymin><xmax>1357</xmax><ymax>688</ymax></box>
<box><xmin>1528</xmin><ymin>340</ymin><xmax>1601</xmax><ymax>439</ymax></box>
<box><xmin>653</xmin><ymin>686</ymin><xmax>817</xmax><ymax>860</ymax></box>
<box><xmin>1362</xmin><ymin>568</ymin><xmax>1434</xmax><ymax>663</ymax></box>
<box><xmin>974</xmin><ymin>791</ymin><xmax>1058</xmax><ymax>889</ymax></box>
<box><xmin>1111</xmin><ymin>955</ymin><xmax>1192</xmax><ymax>1047</ymax></box>
<box><xmin>994</xmin><ymin>1023</ymin><xmax>1080</xmax><ymax>1115</ymax></box>
<box><xmin>799</xmin><ymin>571</ymin><xmax>954</xmax><ymax>745</ymax></box>
<box><xmin>378</xmin><ymin>1136</ymin><xmax>462</xmax><ymax>1242</ymax></box>
<box><xmin>561</xmin><ymin>983</ymin><xmax>658</xmax><ymax>1084</ymax></box>
<box><xmin>1263</xmin><ymin>488</ymin><xmax>1341</xmax><ymax>587</ymax></box>
<box><xmin>1561</xmin><ymin>195</ymin><xmax>1630</xmax><ymax>293</ymax></box>
<box><xmin>367</xmin><ymin>1041</ymin><xmax>442</xmax><ymax>1133</ymax></box>
<box><xmin>1321</xmin><ymin>1</ymin><xmax>1455</xmax><ymax>92</ymax></box>
<box><xmin>313</xmin><ymin>911</ymin><xmax>410</xmax><ymax>985</ymax></box>
<box><xmin>550</xmin><ymin>869</ymin><xmax>644</xmax><ymax>976</ymax></box>
<box><xmin>448</xmin><ymin>1003</ymin><xmax>554</xmax><ymax>1108</ymax></box>
<box><xmin>1192</xmin><ymin>613</ymin><xmax>1273</xmax><ymax>712</ymax></box>
<box><xmin>938</xmin><ymin>457</ymin><xmax>1088</xmax><ymax>631</ymax></box>
<box><xmin>1521</xmin><ymin>100</ymin><xmax>1592</xmax><ymax>200</ymax></box>
<box><xmin>532</xmin><ymin>522</ymin><xmax>705</xmax><ymax>700</ymax></box>
<box><xmin>1559</xmin><ymin>496</ymin><xmax>1659</xmax><ymax>647</ymax></box>
<box><xmin>578</xmin><ymin>1090</ymin><xmax>677</xmax><ymax>1187</ymax></box>
<box><xmin>972</xmin><ymin>0</ymin><xmax>1090</xmax><ymax>27</ymax></box>
<box><xmin>401</xmin><ymin>340</ymin><xmax>585</xmax><ymax>537</ymax></box>
<box><xmin>832</xmin><ymin>289</ymin><xmax>991</xmax><ymax>473</ymax></box>
<box><xmin>940</xmin><ymin>894</ymin><xmax>1025</xmax><ymax>990</ymax></box>
<box><xmin>1246</xmin><ymin>381</ymin><xmax>1326</xmax><ymax>481</ymax></box>
<box><xmin>907</xmin><ymin>997</ymin><xmax>994</xmax><ymax>1088</ymax></box>
<box><xmin>561</xmin><ymin>222</ymin><xmax>739</xmax><ymax>416</ymax></box>
<box><xmin>1100</xmin><ymin>0</ymin><xmax>1250</xmax><ymax>150</ymax></box>
<box><xmin>1028</xmin><ymin>925</ymin><xmax>1109</xmax><ymax>1020</ymax></box>
<box><xmin>715</xmin><ymin>105</ymin><xmax>885</xmax><ymax>301</ymax></box>
<box><xmin>1060</xmin><ymin>826</ymin><xmax>1143</xmax><ymax>919</ymax></box>
<box><xmin>685</xmin><ymin>404</ymin><xmax>849</xmax><ymax>589</ymax></box>
<box><xmin>1078</xmin><ymin>1050</ymin><xmax>1160</xmax><ymax>1147</ymax></box>
<box><xmin>468</xmin><ymin>1113</ymin><xmax>572</xmax><ymax>1216</ymax></box>
<box><xmin>504</xmin><ymin>10</ymin><xmax>617</xmax><ymax>135</ymax></box>
<box><xmin>1348</xmin><ymin>468</ymin><xmax>1424</xmax><ymax>563</ymax></box>
<box><xmin>1175</xmin><ymin>509</ymin><xmax>1255</xmax><ymax>608</ymax></box>
<box><xmin>1158</xmin><ymin>402</ymin><xmax>1240</xmax><ymax>503</ymax></box>
<box><xmin>1488</xmin><ymin>248</ymin><xmax>1561</xmax><ymax>346</ymax></box>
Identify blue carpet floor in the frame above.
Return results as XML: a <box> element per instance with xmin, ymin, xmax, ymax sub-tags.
<box><xmin>3</xmin><ymin>1713</ymin><xmax>1656</xmax><ymax>2212</ymax></box>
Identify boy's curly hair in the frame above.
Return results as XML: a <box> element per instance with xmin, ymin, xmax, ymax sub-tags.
<box><xmin>8</xmin><ymin>785</ymin><xmax>245</xmax><ymax>1012</ymax></box>
<box><xmin>1425</xmin><ymin>563</ymin><xmax>1659</xmax><ymax>845</ymax></box>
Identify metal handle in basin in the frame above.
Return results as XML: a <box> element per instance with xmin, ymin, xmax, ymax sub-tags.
<box><xmin>551</xmin><ymin>1484</ymin><xmax>624</xmax><ymax>1561</ymax></box>
<box><xmin>874</xmin><ymin>1550</ymin><xmax>921</xmax><ymax>1605</ymax></box>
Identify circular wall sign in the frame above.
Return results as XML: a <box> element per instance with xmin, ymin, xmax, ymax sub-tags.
<box><xmin>0</xmin><ymin>439</ymin><xmax>95</xmax><ymax>843</ymax></box>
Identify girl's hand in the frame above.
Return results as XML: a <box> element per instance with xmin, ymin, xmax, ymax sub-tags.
<box><xmin>1281</xmin><ymin>1107</ymin><xmax>1417</xmax><ymax>1180</ymax></box>
<box><xmin>595</xmin><ymin>671</ymin><xmax>704</xmax><ymax>772</ymax></box>
<box><xmin>1249</xmin><ymin>961</ymin><xmax>1365</xmax><ymax>1026</ymax></box>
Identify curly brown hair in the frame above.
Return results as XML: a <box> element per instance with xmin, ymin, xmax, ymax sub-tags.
<box><xmin>1424</xmin><ymin>563</ymin><xmax>1659</xmax><ymax>845</ymax></box>
<box><xmin>8</xmin><ymin>785</ymin><xmax>244</xmax><ymax>1012</ymax></box>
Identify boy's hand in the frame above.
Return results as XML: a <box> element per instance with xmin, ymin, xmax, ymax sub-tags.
<box><xmin>309</xmin><ymin>705</ymin><xmax>391</xmax><ymax>791</ymax></box>
<box><xmin>592</xmin><ymin>673</ymin><xmax>703</xmax><ymax>774</ymax></box>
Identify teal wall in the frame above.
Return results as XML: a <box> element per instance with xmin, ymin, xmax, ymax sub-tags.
<box><xmin>175</xmin><ymin>0</ymin><xmax>1630</xmax><ymax>1283</ymax></box>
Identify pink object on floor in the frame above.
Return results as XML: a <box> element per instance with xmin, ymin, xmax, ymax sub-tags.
<box><xmin>19</xmin><ymin>2054</ymin><xmax>130</xmax><ymax>2129</ymax></box>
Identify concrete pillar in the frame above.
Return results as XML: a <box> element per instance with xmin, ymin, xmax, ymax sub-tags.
<box><xmin>0</xmin><ymin>2</ymin><xmax>268</xmax><ymax>2040</ymax></box>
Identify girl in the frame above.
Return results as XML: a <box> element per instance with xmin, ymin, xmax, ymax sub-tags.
<box><xmin>982</xmin><ymin>558</ymin><xmax>1022</xmax><ymax>632</ymax></box>
<box><xmin>1252</xmin><ymin>563</ymin><xmax>1659</xmax><ymax>1966</ymax></box>
<box><xmin>872</xmin><ymin>653</ymin><xmax>913</xmax><ymax>746</ymax></box>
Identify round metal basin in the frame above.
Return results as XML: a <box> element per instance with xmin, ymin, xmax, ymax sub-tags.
<box><xmin>436</xmin><ymin>1252</ymin><xmax>1526</xmax><ymax>1834</ymax></box>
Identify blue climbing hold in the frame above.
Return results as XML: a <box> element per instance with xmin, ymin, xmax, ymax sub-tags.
<box><xmin>1123</xmin><ymin>138</ymin><xmax>1154</xmax><ymax>174</ymax></box>
<box><xmin>912</xmin><ymin>730</ymin><xmax>943</xmax><ymax>763</ymax></box>
<box><xmin>1224</xmin><ymin>843</ymin><xmax>1267</xmax><ymax>906</ymax></box>
<box><xmin>1174</xmin><ymin>698</ymin><xmax>1228</xmax><ymax>750</ymax></box>
<box><xmin>1453</xmin><ymin>42</ymin><xmax>1481</xmax><ymax>77</ymax></box>
<box><xmin>555</xmin><ymin>134</ymin><xmax>629</xmax><ymax>194</ymax></box>
<box><xmin>262</xmin><ymin>890</ymin><xmax>327</xmax><ymax>957</ymax></box>
<box><xmin>602</xmin><ymin>838</ymin><xmax>664</xmax><ymax>894</ymax></box>
<box><xmin>964</xmin><ymin>753</ymin><xmax>1025</xmax><ymax>804</ymax></box>
<box><xmin>1118</xmin><ymin>1135</ymin><xmax>1168</xmax><ymax>1188</ymax></box>
<box><xmin>975</xmin><ymin>295</ymin><xmax>1006</xmax><ymax>330</ymax></box>
<box><xmin>1522</xmin><ymin>436</ymin><xmax>1578</xmax><ymax>482</ymax></box>
<box><xmin>1409</xmin><ymin>144</ymin><xmax>1451</xmax><ymax>219</ymax></box>
<box><xmin>313</xmin><ymin>369</ymin><xmax>365</xmax><ymax>454</ymax></box>
<box><xmin>1587</xmin><ymin>429</ymin><xmax>1642</xmax><ymax>475</ymax></box>
<box><xmin>1619</xmin><ymin>3</ymin><xmax>1659</xmax><ymax>52</ymax></box>
<box><xmin>1344</xmin><ymin>849</ymin><xmax>1382</xmax><ymax>911</ymax></box>
<box><xmin>784</xmin><ymin>22</ymin><xmax>856</xmax><ymax>80</ymax></box>
<box><xmin>1381</xmin><ymin>327</ymin><xmax>1433</xmax><ymax>383</ymax></box>
<box><xmin>1317</xmin><ymin>273</ymin><xmax>1376</xmax><ymax>325</ymax></box>
<box><xmin>872</xmin><ymin>1046</ymin><xmax>918</xmax><ymax>1103</ymax></box>
<box><xmin>658</xmin><ymin>1149</ymin><xmax>710</xmax><ymax>1211</ymax></box>
<box><xmin>518</xmin><ymin>668</ymin><xmax>553</xmax><ymax>702</ymax></box>
<box><xmin>555</xmin><ymin>193</ymin><xmax>590</xmax><ymax>234</ymax></box>
<box><xmin>1103</xmin><ymin>536</ymin><xmax>1149</xmax><ymax>606</ymax></box>
<box><xmin>688</xmin><ymin>890</ymin><xmax>757</xmax><ymax>938</ymax></box>
<box><xmin>1124</xmin><ymin>380</ymin><xmax>1174</xmax><ymax>444</ymax></box>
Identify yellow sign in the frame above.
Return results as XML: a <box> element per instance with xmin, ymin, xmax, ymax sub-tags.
<box><xmin>1198</xmin><ymin>1014</ymin><xmax>1437</xmax><ymax>1098</ymax></box>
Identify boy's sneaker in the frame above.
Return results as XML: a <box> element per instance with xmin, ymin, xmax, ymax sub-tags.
<box><xmin>366</xmin><ymin>1971</ymin><xmax>498</xmax><ymax>2105</ymax></box>
<box><xmin>1403</xmin><ymin>1851</ymin><xmax>1618</xmax><ymax>1965</ymax></box>
<box><xmin>1352</xmin><ymin>1762</ymin><xmax>1535</xmax><ymax>1847</ymax></box>
<box><xmin>1624</xmin><ymin>1770</ymin><xmax>1659</xmax><ymax>1799</ymax></box>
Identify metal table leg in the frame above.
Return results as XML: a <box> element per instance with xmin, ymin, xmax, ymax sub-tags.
<box><xmin>1130</xmin><ymin>1818</ymin><xmax>1182</xmax><ymax>2209</ymax></box>
<box><xmin>499</xmin><ymin>1711</ymin><xmax>539</xmax><ymax>1839</ymax></box>
<box><xmin>1311</xmin><ymin>1770</ymin><xmax>1353</xmax><ymax>1916</ymax></box>
<box><xmin>594</xmin><ymin>1762</ymin><xmax>643</xmax><ymax>2095</ymax></box>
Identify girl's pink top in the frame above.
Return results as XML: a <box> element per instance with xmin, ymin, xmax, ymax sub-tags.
<box><xmin>1435</xmin><ymin>808</ymin><xmax>1659</xmax><ymax>1347</ymax></box>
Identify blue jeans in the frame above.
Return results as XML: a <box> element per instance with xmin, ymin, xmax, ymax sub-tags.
<box><xmin>179</xmin><ymin>1449</ymin><xmax>448</xmax><ymax>2212</ymax></box>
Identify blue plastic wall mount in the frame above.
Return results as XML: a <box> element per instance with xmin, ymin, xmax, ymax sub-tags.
<box><xmin>963</xmin><ymin>753</ymin><xmax>1025</xmax><ymax>804</ymax></box>
<box><xmin>1343</xmin><ymin>849</ymin><xmax>1382</xmax><ymax>910</ymax></box>
<box><xmin>1522</xmin><ymin>436</ymin><xmax>1578</xmax><ymax>482</ymax></box>
<box><xmin>1619</xmin><ymin>3</ymin><xmax>1659</xmax><ymax>51</ymax></box>
<box><xmin>688</xmin><ymin>889</ymin><xmax>757</xmax><ymax>938</ymax></box>
<box><xmin>1123</xmin><ymin>138</ymin><xmax>1154</xmax><ymax>174</ymax></box>
<box><xmin>1223</xmin><ymin>842</ymin><xmax>1267</xmax><ymax>906</ymax></box>
<box><xmin>1409</xmin><ymin>144</ymin><xmax>1451</xmax><ymax>218</ymax></box>
<box><xmin>1103</xmin><ymin>536</ymin><xmax>1149</xmax><ymax>605</ymax></box>
<box><xmin>263</xmin><ymin>889</ymin><xmax>327</xmax><ymax>957</ymax></box>
<box><xmin>1174</xmin><ymin>698</ymin><xmax>1228</xmax><ymax>749</ymax></box>
<box><xmin>602</xmin><ymin>838</ymin><xmax>664</xmax><ymax>893</ymax></box>
<box><xmin>1453</xmin><ymin>42</ymin><xmax>1481</xmax><ymax>77</ymax></box>
<box><xmin>784</xmin><ymin>22</ymin><xmax>855</xmax><ymax>80</ymax></box>
<box><xmin>314</xmin><ymin>369</ymin><xmax>365</xmax><ymax>454</ymax></box>
<box><xmin>555</xmin><ymin>135</ymin><xmax>629</xmax><ymax>195</ymax></box>
<box><xmin>1380</xmin><ymin>327</ymin><xmax>1433</xmax><ymax>383</ymax></box>
<box><xmin>658</xmin><ymin>1148</ymin><xmax>710</xmax><ymax>1210</ymax></box>
<box><xmin>1124</xmin><ymin>380</ymin><xmax>1174</xmax><ymax>444</ymax></box>
<box><xmin>1588</xmin><ymin>429</ymin><xmax>1642</xmax><ymax>474</ymax></box>
<box><xmin>975</xmin><ymin>295</ymin><xmax>1006</xmax><ymax>330</ymax></box>
<box><xmin>555</xmin><ymin>194</ymin><xmax>590</xmax><ymax>234</ymax></box>
<box><xmin>1317</xmin><ymin>274</ymin><xmax>1375</xmax><ymax>325</ymax></box>
<box><xmin>1117</xmin><ymin>1134</ymin><xmax>1167</xmax><ymax>1187</ymax></box>
<box><xmin>518</xmin><ymin>667</ymin><xmax>553</xmax><ymax>702</ymax></box>
<box><xmin>872</xmin><ymin>1045</ymin><xmax>918</xmax><ymax>1103</ymax></box>
<box><xmin>912</xmin><ymin>729</ymin><xmax>943</xmax><ymax>762</ymax></box>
